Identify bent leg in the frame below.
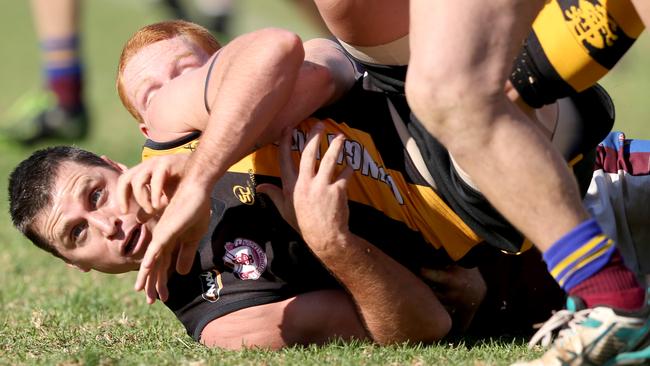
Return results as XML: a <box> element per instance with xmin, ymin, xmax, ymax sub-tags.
<box><xmin>19</xmin><ymin>0</ymin><xmax>88</xmax><ymax>143</ymax></box>
<box><xmin>406</xmin><ymin>0</ymin><xmax>586</xmax><ymax>251</ymax></box>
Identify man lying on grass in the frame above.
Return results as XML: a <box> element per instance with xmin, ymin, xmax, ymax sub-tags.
<box><xmin>9</xmin><ymin>6</ymin><xmax>646</xmax><ymax>350</ymax></box>
<box><xmin>9</xmin><ymin>122</ymin><xmax>575</xmax><ymax>349</ymax></box>
<box><xmin>11</xmin><ymin>123</ymin><xmax>650</xmax><ymax>350</ymax></box>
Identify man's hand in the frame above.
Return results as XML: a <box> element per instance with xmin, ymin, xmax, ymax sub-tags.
<box><xmin>133</xmin><ymin>180</ymin><xmax>211</xmax><ymax>304</ymax></box>
<box><xmin>256</xmin><ymin>131</ymin><xmax>302</xmax><ymax>233</ymax></box>
<box><xmin>116</xmin><ymin>154</ymin><xmax>190</xmax><ymax>220</ymax></box>
<box><xmin>258</xmin><ymin>122</ymin><xmax>353</xmax><ymax>252</ymax></box>
<box><xmin>291</xmin><ymin>124</ymin><xmax>352</xmax><ymax>253</ymax></box>
<box><xmin>121</xmin><ymin>154</ymin><xmax>210</xmax><ymax>304</ymax></box>
<box><xmin>420</xmin><ymin>265</ymin><xmax>487</xmax><ymax>333</ymax></box>
<box><xmin>262</xmin><ymin>122</ymin><xmax>451</xmax><ymax>343</ymax></box>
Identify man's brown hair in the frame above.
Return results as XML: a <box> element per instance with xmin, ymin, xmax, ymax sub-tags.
<box><xmin>8</xmin><ymin>146</ymin><xmax>116</xmax><ymax>262</ymax></box>
<box><xmin>116</xmin><ymin>20</ymin><xmax>220</xmax><ymax>123</ymax></box>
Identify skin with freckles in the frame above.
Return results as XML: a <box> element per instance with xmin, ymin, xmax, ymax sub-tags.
<box><xmin>120</xmin><ymin>35</ymin><xmax>211</xmax><ymax>141</ymax></box>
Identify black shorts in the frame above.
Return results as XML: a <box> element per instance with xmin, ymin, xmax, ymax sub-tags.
<box><xmin>346</xmin><ymin>52</ymin><xmax>614</xmax><ymax>257</ymax></box>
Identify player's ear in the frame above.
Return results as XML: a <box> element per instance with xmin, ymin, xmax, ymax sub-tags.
<box><xmin>67</xmin><ymin>263</ymin><xmax>91</xmax><ymax>273</ymax></box>
<box><xmin>139</xmin><ymin>122</ymin><xmax>149</xmax><ymax>138</ymax></box>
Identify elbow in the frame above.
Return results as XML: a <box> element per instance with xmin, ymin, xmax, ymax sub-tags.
<box><xmin>374</xmin><ymin>312</ymin><xmax>452</xmax><ymax>346</ymax></box>
<box><xmin>257</xmin><ymin>28</ymin><xmax>305</xmax><ymax>70</ymax></box>
<box><xmin>420</xmin><ymin>313</ymin><xmax>452</xmax><ymax>343</ymax></box>
<box><xmin>299</xmin><ymin>60</ymin><xmax>337</xmax><ymax>102</ymax></box>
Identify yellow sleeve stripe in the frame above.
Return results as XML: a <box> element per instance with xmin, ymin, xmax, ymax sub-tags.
<box><xmin>550</xmin><ymin>234</ymin><xmax>612</xmax><ymax>278</ymax></box>
<box><xmin>142</xmin><ymin>143</ymin><xmax>195</xmax><ymax>161</ymax></box>
<box><xmin>568</xmin><ymin>154</ymin><xmax>583</xmax><ymax>167</ymax></box>
<box><xmin>533</xmin><ymin>0</ymin><xmax>609</xmax><ymax>92</ymax></box>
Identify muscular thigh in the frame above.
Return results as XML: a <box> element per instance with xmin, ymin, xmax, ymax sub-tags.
<box><xmin>409</xmin><ymin>0</ymin><xmax>546</xmax><ymax>89</ymax></box>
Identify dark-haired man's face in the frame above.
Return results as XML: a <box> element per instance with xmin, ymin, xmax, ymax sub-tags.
<box><xmin>34</xmin><ymin>161</ymin><xmax>156</xmax><ymax>274</ymax></box>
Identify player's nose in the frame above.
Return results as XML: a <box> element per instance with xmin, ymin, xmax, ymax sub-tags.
<box><xmin>88</xmin><ymin>210</ymin><xmax>119</xmax><ymax>237</ymax></box>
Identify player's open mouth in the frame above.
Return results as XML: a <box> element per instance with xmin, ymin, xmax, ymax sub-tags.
<box><xmin>124</xmin><ymin>226</ymin><xmax>141</xmax><ymax>256</ymax></box>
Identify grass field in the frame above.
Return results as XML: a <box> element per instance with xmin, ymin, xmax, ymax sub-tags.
<box><xmin>0</xmin><ymin>1</ymin><xmax>649</xmax><ymax>365</ymax></box>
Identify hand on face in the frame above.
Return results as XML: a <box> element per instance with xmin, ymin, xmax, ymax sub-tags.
<box><xmin>116</xmin><ymin>153</ymin><xmax>190</xmax><ymax>220</ymax></box>
<box><xmin>258</xmin><ymin>122</ymin><xmax>353</xmax><ymax>254</ymax></box>
<box><xmin>132</xmin><ymin>168</ymin><xmax>211</xmax><ymax>304</ymax></box>
<box><xmin>115</xmin><ymin>153</ymin><xmax>207</xmax><ymax>304</ymax></box>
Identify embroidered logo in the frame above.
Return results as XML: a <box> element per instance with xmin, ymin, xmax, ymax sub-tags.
<box><xmin>200</xmin><ymin>269</ymin><xmax>223</xmax><ymax>303</ymax></box>
<box><xmin>233</xmin><ymin>185</ymin><xmax>255</xmax><ymax>205</ymax></box>
<box><xmin>223</xmin><ymin>238</ymin><xmax>267</xmax><ymax>280</ymax></box>
<box><xmin>233</xmin><ymin>169</ymin><xmax>257</xmax><ymax>205</ymax></box>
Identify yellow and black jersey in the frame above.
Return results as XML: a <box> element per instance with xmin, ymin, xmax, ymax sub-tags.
<box><xmin>156</xmin><ymin>71</ymin><xmax>566</xmax><ymax>343</ymax></box>
<box><xmin>511</xmin><ymin>0</ymin><xmax>644</xmax><ymax>107</ymax></box>
<box><xmin>153</xmin><ymin>81</ymin><xmax>487</xmax><ymax>341</ymax></box>
<box><xmin>143</xmin><ymin>88</ymin><xmax>483</xmax><ymax>263</ymax></box>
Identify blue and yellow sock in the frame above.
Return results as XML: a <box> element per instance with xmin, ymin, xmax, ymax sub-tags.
<box><xmin>543</xmin><ymin>219</ymin><xmax>644</xmax><ymax>310</ymax></box>
<box><xmin>543</xmin><ymin>219</ymin><xmax>615</xmax><ymax>292</ymax></box>
<box><xmin>41</xmin><ymin>35</ymin><xmax>83</xmax><ymax>112</ymax></box>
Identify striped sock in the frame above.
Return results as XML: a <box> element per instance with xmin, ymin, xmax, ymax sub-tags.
<box><xmin>543</xmin><ymin>219</ymin><xmax>615</xmax><ymax>292</ymax></box>
<box><xmin>569</xmin><ymin>251</ymin><xmax>644</xmax><ymax>310</ymax></box>
<box><xmin>543</xmin><ymin>219</ymin><xmax>644</xmax><ymax>310</ymax></box>
<box><xmin>41</xmin><ymin>35</ymin><xmax>83</xmax><ymax>112</ymax></box>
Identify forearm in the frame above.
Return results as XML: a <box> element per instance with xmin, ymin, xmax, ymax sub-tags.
<box><xmin>258</xmin><ymin>38</ymin><xmax>357</xmax><ymax>143</ymax></box>
<box><xmin>185</xmin><ymin>28</ymin><xmax>305</xmax><ymax>186</ymax></box>
<box><xmin>313</xmin><ymin>232</ymin><xmax>452</xmax><ymax>344</ymax></box>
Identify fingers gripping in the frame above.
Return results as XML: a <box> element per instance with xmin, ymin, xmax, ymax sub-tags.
<box><xmin>299</xmin><ymin>123</ymin><xmax>323</xmax><ymax>179</ymax></box>
<box><xmin>279</xmin><ymin>130</ymin><xmax>298</xmax><ymax>194</ymax></box>
<box><xmin>132</xmin><ymin>170</ymin><xmax>154</xmax><ymax>214</ymax></box>
<box><xmin>319</xmin><ymin>134</ymin><xmax>347</xmax><ymax>184</ymax></box>
<box><xmin>177</xmin><ymin>239</ymin><xmax>200</xmax><ymax>275</ymax></box>
<box><xmin>150</xmin><ymin>166</ymin><xmax>169</xmax><ymax>210</ymax></box>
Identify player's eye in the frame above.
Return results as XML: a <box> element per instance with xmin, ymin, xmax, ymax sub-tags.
<box><xmin>71</xmin><ymin>221</ymin><xmax>88</xmax><ymax>243</ymax></box>
<box><xmin>90</xmin><ymin>188</ymin><xmax>104</xmax><ymax>209</ymax></box>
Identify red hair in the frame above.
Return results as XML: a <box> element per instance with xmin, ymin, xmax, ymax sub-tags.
<box><xmin>116</xmin><ymin>20</ymin><xmax>220</xmax><ymax>122</ymax></box>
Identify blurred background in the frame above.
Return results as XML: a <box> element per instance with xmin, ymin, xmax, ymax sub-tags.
<box><xmin>0</xmin><ymin>1</ymin><xmax>328</xmax><ymax>363</ymax></box>
<box><xmin>0</xmin><ymin>1</ymin><xmax>649</xmax><ymax>364</ymax></box>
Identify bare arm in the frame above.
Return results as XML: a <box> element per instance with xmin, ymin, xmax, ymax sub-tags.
<box><xmin>258</xmin><ymin>125</ymin><xmax>452</xmax><ymax>344</ymax></box>
<box><xmin>256</xmin><ymin>37</ymin><xmax>357</xmax><ymax>145</ymax></box>
<box><xmin>201</xmin><ymin>290</ymin><xmax>368</xmax><ymax>349</ymax></box>
<box><xmin>135</xmin><ymin>29</ymin><xmax>357</xmax><ymax>302</ymax></box>
<box><xmin>192</xmin><ymin>30</ymin><xmax>355</xmax><ymax>180</ymax></box>
<box><xmin>315</xmin><ymin>227</ymin><xmax>451</xmax><ymax>343</ymax></box>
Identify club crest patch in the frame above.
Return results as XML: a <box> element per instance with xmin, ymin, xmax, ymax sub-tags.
<box><xmin>223</xmin><ymin>238</ymin><xmax>267</xmax><ymax>280</ymax></box>
<box><xmin>199</xmin><ymin>269</ymin><xmax>223</xmax><ymax>303</ymax></box>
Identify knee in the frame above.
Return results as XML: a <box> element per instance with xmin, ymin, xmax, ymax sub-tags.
<box><xmin>406</xmin><ymin>65</ymin><xmax>507</xmax><ymax>148</ymax></box>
